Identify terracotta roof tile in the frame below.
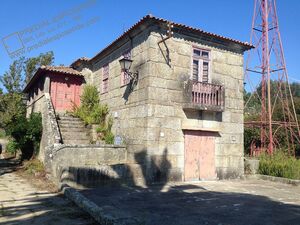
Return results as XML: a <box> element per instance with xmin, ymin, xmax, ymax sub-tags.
<box><xmin>23</xmin><ymin>66</ymin><xmax>83</xmax><ymax>92</ymax></box>
<box><xmin>40</xmin><ymin>65</ymin><xmax>82</xmax><ymax>76</ymax></box>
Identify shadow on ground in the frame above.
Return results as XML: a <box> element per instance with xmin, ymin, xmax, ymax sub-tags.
<box><xmin>0</xmin><ymin>157</ymin><xmax>20</xmax><ymax>176</ymax></box>
<box><xmin>79</xmin><ymin>183</ymin><xmax>300</xmax><ymax>225</ymax></box>
<box><xmin>59</xmin><ymin>149</ymin><xmax>300</xmax><ymax>225</ymax></box>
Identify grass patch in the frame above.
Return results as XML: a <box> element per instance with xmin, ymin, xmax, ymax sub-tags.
<box><xmin>23</xmin><ymin>159</ymin><xmax>45</xmax><ymax>175</ymax></box>
<box><xmin>259</xmin><ymin>151</ymin><xmax>300</xmax><ymax>180</ymax></box>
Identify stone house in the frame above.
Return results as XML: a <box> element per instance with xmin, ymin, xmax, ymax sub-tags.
<box><xmin>24</xmin><ymin>15</ymin><xmax>253</xmax><ymax>184</ymax></box>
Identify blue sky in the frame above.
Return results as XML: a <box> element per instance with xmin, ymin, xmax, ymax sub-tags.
<box><xmin>0</xmin><ymin>0</ymin><xmax>300</xmax><ymax>91</ymax></box>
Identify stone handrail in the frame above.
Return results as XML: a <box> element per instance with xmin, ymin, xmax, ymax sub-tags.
<box><xmin>44</xmin><ymin>93</ymin><xmax>62</xmax><ymax>144</ymax></box>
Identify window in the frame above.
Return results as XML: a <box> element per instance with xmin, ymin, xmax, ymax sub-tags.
<box><xmin>102</xmin><ymin>64</ymin><xmax>109</xmax><ymax>93</ymax></box>
<box><xmin>121</xmin><ymin>49</ymin><xmax>131</xmax><ymax>86</ymax></box>
<box><xmin>192</xmin><ymin>48</ymin><xmax>210</xmax><ymax>83</ymax></box>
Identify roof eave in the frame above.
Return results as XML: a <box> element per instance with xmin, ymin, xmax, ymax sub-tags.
<box><xmin>89</xmin><ymin>15</ymin><xmax>254</xmax><ymax>63</ymax></box>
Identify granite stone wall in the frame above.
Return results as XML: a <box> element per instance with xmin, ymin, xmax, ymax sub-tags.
<box><xmin>50</xmin><ymin>144</ymin><xmax>127</xmax><ymax>188</ymax></box>
<box><xmin>86</xmin><ymin>25</ymin><xmax>245</xmax><ymax>182</ymax></box>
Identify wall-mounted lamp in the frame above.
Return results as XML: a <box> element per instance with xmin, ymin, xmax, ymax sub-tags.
<box><xmin>119</xmin><ymin>57</ymin><xmax>138</xmax><ymax>80</ymax></box>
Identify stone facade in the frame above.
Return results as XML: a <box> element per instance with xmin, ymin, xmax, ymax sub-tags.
<box><xmin>80</xmin><ymin>20</ymin><xmax>248</xmax><ymax>183</ymax></box>
<box><xmin>25</xmin><ymin>15</ymin><xmax>251</xmax><ymax>185</ymax></box>
<box><xmin>51</xmin><ymin>144</ymin><xmax>127</xmax><ymax>188</ymax></box>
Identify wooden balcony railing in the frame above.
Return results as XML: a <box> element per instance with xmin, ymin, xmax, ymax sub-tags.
<box><xmin>183</xmin><ymin>81</ymin><xmax>225</xmax><ymax>112</ymax></box>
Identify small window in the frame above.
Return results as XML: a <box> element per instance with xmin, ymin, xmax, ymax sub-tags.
<box><xmin>192</xmin><ymin>48</ymin><xmax>211</xmax><ymax>83</ymax></box>
<box><xmin>201</xmin><ymin>51</ymin><xmax>209</xmax><ymax>59</ymax></box>
<box><xmin>121</xmin><ymin>49</ymin><xmax>131</xmax><ymax>86</ymax></box>
<box><xmin>193</xmin><ymin>49</ymin><xmax>201</xmax><ymax>57</ymax></box>
<box><xmin>102</xmin><ymin>64</ymin><xmax>109</xmax><ymax>93</ymax></box>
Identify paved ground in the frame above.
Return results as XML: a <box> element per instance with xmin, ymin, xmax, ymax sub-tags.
<box><xmin>81</xmin><ymin>179</ymin><xmax>300</xmax><ymax>225</ymax></box>
<box><xmin>0</xmin><ymin>159</ymin><xmax>97</xmax><ymax>225</ymax></box>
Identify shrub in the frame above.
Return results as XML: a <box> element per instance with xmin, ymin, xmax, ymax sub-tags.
<box><xmin>5</xmin><ymin>113</ymin><xmax>42</xmax><ymax>160</ymax></box>
<box><xmin>72</xmin><ymin>85</ymin><xmax>114</xmax><ymax>144</ymax></box>
<box><xmin>0</xmin><ymin>129</ymin><xmax>5</xmax><ymax>138</ymax></box>
<box><xmin>6</xmin><ymin>139</ymin><xmax>18</xmax><ymax>155</ymax></box>
<box><xmin>258</xmin><ymin>151</ymin><xmax>300</xmax><ymax>179</ymax></box>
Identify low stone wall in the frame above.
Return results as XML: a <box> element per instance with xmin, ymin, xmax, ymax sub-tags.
<box><xmin>49</xmin><ymin>144</ymin><xmax>128</xmax><ymax>188</ymax></box>
<box><xmin>244</xmin><ymin>158</ymin><xmax>260</xmax><ymax>175</ymax></box>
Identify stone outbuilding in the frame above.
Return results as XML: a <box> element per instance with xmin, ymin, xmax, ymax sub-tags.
<box><xmin>24</xmin><ymin>66</ymin><xmax>84</xmax><ymax>115</ymax></box>
<box><xmin>25</xmin><ymin>15</ymin><xmax>253</xmax><ymax>184</ymax></box>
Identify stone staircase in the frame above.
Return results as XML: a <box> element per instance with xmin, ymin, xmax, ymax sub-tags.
<box><xmin>57</xmin><ymin>114</ymin><xmax>91</xmax><ymax>145</ymax></box>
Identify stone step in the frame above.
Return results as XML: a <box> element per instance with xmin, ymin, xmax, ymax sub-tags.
<box><xmin>61</xmin><ymin>132</ymin><xmax>90</xmax><ymax>139</ymax></box>
<box><xmin>58</xmin><ymin>120</ymin><xmax>85</xmax><ymax>125</ymax></box>
<box><xmin>58</xmin><ymin>116</ymin><xmax>83</xmax><ymax>122</ymax></box>
<box><xmin>58</xmin><ymin>122</ymin><xmax>86</xmax><ymax>128</ymax></box>
<box><xmin>59</xmin><ymin>127</ymin><xmax>90</xmax><ymax>133</ymax></box>
<box><xmin>63</xmin><ymin>139</ymin><xmax>90</xmax><ymax>145</ymax></box>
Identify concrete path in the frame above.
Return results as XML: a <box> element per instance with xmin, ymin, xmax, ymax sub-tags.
<box><xmin>80</xmin><ymin>179</ymin><xmax>300</xmax><ymax>225</ymax></box>
<box><xmin>0</xmin><ymin>159</ymin><xmax>97</xmax><ymax>225</ymax></box>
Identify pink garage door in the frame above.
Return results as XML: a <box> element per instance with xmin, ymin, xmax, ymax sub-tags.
<box><xmin>184</xmin><ymin>130</ymin><xmax>217</xmax><ymax>181</ymax></box>
<box><xmin>50</xmin><ymin>75</ymin><xmax>82</xmax><ymax>111</ymax></box>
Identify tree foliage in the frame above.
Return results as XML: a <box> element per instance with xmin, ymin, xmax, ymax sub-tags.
<box><xmin>0</xmin><ymin>52</ymin><xmax>52</xmax><ymax>159</ymax></box>
<box><xmin>0</xmin><ymin>93</ymin><xmax>25</xmax><ymax>128</ymax></box>
<box><xmin>0</xmin><ymin>57</ymin><xmax>24</xmax><ymax>93</ymax></box>
<box><xmin>5</xmin><ymin>113</ymin><xmax>42</xmax><ymax>160</ymax></box>
<box><xmin>0</xmin><ymin>51</ymin><xmax>54</xmax><ymax>93</ymax></box>
<box><xmin>244</xmin><ymin>81</ymin><xmax>300</xmax><ymax>155</ymax></box>
<box><xmin>24</xmin><ymin>51</ymin><xmax>54</xmax><ymax>84</ymax></box>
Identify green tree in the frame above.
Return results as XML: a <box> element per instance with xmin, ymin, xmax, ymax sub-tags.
<box><xmin>24</xmin><ymin>51</ymin><xmax>54</xmax><ymax>84</ymax></box>
<box><xmin>0</xmin><ymin>57</ymin><xmax>24</xmax><ymax>93</ymax></box>
<box><xmin>0</xmin><ymin>93</ymin><xmax>25</xmax><ymax>128</ymax></box>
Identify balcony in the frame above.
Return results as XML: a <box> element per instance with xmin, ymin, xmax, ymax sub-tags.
<box><xmin>183</xmin><ymin>80</ymin><xmax>225</xmax><ymax>112</ymax></box>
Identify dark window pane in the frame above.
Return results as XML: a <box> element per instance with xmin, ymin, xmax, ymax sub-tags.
<box><xmin>193</xmin><ymin>60</ymin><xmax>199</xmax><ymax>81</ymax></box>
<box><xmin>193</xmin><ymin>49</ymin><xmax>201</xmax><ymax>57</ymax></box>
<box><xmin>202</xmin><ymin>61</ymin><xmax>209</xmax><ymax>82</ymax></box>
<box><xmin>202</xmin><ymin>51</ymin><xmax>209</xmax><ymax>58</ymax></box>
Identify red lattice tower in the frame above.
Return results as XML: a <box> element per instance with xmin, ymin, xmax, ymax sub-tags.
<box><xmin>245</xmin><ymin>0</ymin><xmax>300</xmax><ymax>156</ymax></box>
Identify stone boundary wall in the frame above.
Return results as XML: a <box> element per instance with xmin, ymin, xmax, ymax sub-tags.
<box><xmin>49</xmin><ymin>144</ymin><xmax>127</xmax><ymax>188</ymax></box>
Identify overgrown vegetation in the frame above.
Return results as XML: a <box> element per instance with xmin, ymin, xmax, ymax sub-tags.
<box><xmin>244</xmin><ymin>81</ymin><xmax>300</xmax><ymax>156</ymax></box>
<box><xmin>5</xmin><ymin>113</ymin><xmax>42</xmax><ymax>159</ymax></box>
<box><xmin>0</xmin><ymin>53</ymin><xmax>51</xmax><ymax>160</ymax></box>
<box><xmin>72</xmin><ymin>85</ymin><xmax>114</xmax><ymax>144</ymax></box>
<box><xmin>0</xmin><ymin>129</ymin><xmax>5</xmax><ymax>138</ymax></box>
<box><xmin>259</xmin><ymin>151</ymin><xmax>300</xmax><ymax>179</ymax></box>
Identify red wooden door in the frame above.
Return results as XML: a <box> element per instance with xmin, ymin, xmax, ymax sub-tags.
<box><xmin>50</xmin><ymin>76</ymin><xmax>82</xmax><ymax>111</ymax></box>
<box><xmin>184</xmin><ymin>130</ymin><xmax>216</xmax><ymax>181</ymax></box>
